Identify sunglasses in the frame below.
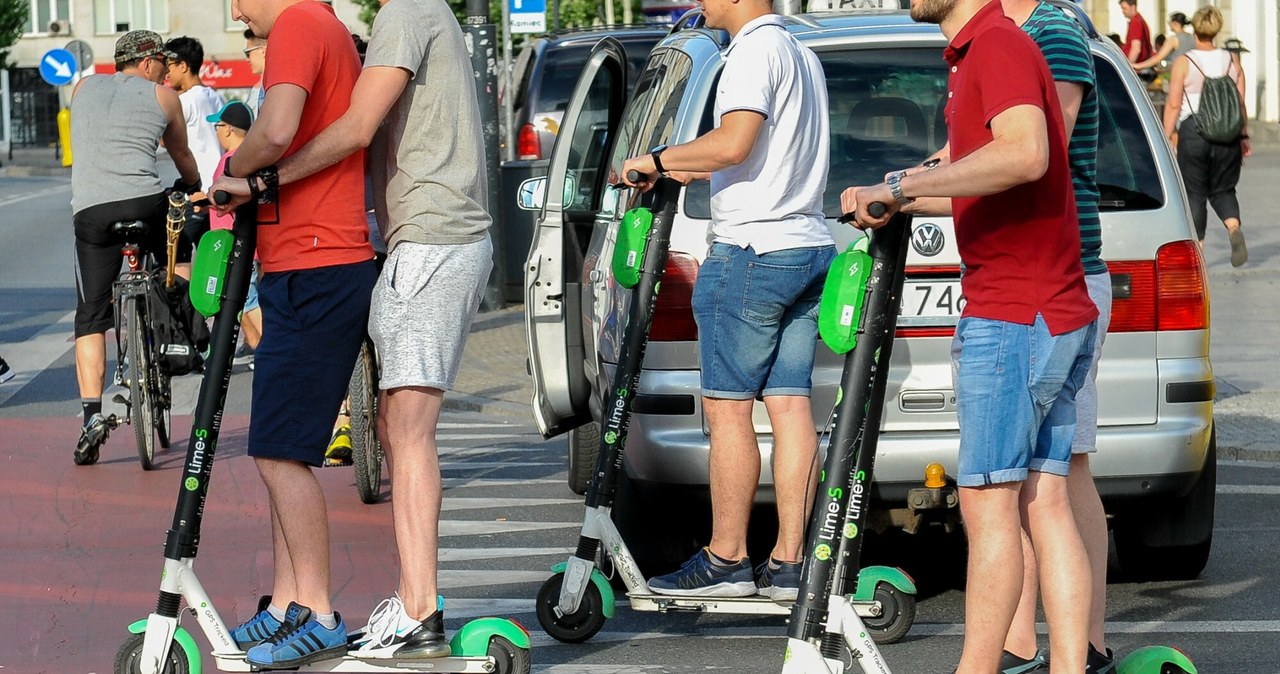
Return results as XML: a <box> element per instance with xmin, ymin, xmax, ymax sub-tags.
<box><xmin>243</xmin><ymin>45</ymin><xmax>264</xmax><ymax>57</ymax></box>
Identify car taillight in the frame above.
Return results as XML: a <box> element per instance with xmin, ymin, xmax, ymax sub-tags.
<box><xmin>517</xmin><ymin>123</ymin><xmax>541</xmax><ymax>160</ymax></box>
<box><xmin>650</xmin><ymin>253</ymin><xmax>699</xmax><ymax>342</ymax></box>
<box><xmin>1108</xmin><ymin>240</ymin><xmax>1208</xmax><ymax>332</ymax></box>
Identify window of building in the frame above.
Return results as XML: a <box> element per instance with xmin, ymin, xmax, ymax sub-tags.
<box><xmin>94</xmin><ymin>0</ymin><xmax>169</xmax><ymax>35</ymax></box>
<box><xmin>23</xmin><ymin>0</ymin><xmax>71</xmax><ymax>35</ymax></box>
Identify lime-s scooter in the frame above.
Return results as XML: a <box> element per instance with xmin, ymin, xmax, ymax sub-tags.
<box><xmin>534</xmin><ymin>175</ymin><xmax>916</xmax><ymax>645</ymax></box>
<box><xmin>114</xmin><ymin>192</ymin><xmax>532</xmax><ymax>674</ymax></box>
<box><xmin>777</xmin><ymin>207</ymin><xmax>1199</xmax><ymax>674</ymax></box>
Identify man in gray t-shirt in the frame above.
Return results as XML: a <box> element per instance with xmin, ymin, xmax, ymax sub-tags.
<box><xmin>211</xmin><ymin>0</ymin><xmax>493</xmax><ymax>659</ymax></box>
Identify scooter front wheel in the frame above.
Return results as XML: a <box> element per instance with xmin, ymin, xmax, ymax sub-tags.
<box><xmin>863</xmin><ymin>582</ymin><xmax>916</xmax><ymax>645</ymax></box>
<box><xmin>488</xmin><ymin>635</ymin><xmax>532</xmax><ymax>674</ymax></box>
<box><xmin>114</xmin><ymin>632</ymin><xmax>190</xmax><ymax>674</ymax></box>
<box><xmin>536</xmin><ymin>571</ymin><xmax>607</xmax><ymax>643</ymax></box>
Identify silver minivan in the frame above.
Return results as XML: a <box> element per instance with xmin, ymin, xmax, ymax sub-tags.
<box><xmin>524</xmin><ymin>6</ymin><xmax>1216</xmax><ymax>581</ymax></box>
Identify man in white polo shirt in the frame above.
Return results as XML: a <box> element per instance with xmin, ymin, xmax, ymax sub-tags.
<box><xmin>622</xmin><ymin>0</ymin><xmax>832</xmax><ymax>600</ymax></box>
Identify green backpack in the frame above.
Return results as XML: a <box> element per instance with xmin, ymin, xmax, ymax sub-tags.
<box><xmin>1187</xmin><ymin>54</ymin><xmax>1244</xmax><ymax>144</ymax></box>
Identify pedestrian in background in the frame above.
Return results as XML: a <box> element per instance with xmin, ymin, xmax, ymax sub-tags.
<box><xmin>165</xmin><ymin>36</ymin><xmax>225</xmax><ymax>270</ymax></box>
<box><xmin>1133</xmin><ymin>12</ymin><xmax>1193</xmax><ymax>71</ymax></box>
<box><xmin>1163</xmin><ymin>5</ymin><xmax>1250</xmax><ymax>267</ymax></box>
<box><xmin>1119</xmin><ymin>0</ymin><xmax>1153</xmax><ymax>66</ymax></box>
<box><xmin>243</xmin><ymin>29</ymin><xmax>267</xmax><ymax>117</ymax></box>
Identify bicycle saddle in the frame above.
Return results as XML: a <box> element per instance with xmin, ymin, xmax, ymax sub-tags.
<box><xmin>111</xmin><ymin>220</ymin><xmax>150</xmax><ymax>242</ymax></box>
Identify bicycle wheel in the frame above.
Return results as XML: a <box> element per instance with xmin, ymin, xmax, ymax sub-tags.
<box><xmin>350</xmin><ymin>339</ymin><xmax>382</xmax><ymax>504</ymax></box>
<box><xmin>128</xmin><ymin>296</ymin><xmax>157</xmax><ymax>471</ymax></box>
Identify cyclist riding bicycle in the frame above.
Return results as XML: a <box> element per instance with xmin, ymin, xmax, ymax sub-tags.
<box><xmin>70</xmin><ymin>30</ymin><xmax>202</xmax><ymax>466</ymax></box>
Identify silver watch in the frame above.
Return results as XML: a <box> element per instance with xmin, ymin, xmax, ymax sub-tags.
<box><xmin>887</xmin><ymin>170</ymin><xmax>913</xmax><ymax>205</ymax></box>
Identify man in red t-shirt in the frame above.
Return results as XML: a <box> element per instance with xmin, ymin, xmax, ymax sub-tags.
<box><xmin>215</xmin><ymin>0</ymin><xmax>376</xmax><ymax>668</ymax></box>
<box><xmin>841</xmin><ymin>0</ymin><xmax>1099</xmax><ymax>671</ymax></box>
<box><xmin>1120</xmin><ymin>0</ymin><xmax>1153</xmax><ymax>64</ymax></box>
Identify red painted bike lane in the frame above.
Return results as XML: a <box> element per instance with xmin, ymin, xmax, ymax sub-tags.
<box><xmin>0</xmin><ymin>415</ymin><xmax>401</xmax><ymax>673</ymax></box>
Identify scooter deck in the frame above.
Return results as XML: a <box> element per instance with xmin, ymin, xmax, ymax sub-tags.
<box><xmin>211</xmin><ymin>652</ymin><xmax>497</xmax><ymax>672</ymax></box>
<box><xmin>627</xmin><ymin>593</ymin><xmax>885</xmax><ymax>618</ymax></box>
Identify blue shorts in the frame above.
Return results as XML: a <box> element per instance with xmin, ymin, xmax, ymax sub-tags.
<box><xmin>692</xmin><ymin>243</ymin><xmax>836</xmax><ymax>399</ymax></box>
<box><xmin>248</xmin><ymin>260</ymin><xmax>376</xmax><ymax>466</ymax></box>
<box><xmin>950</xmin><ymin>315</ymin><xmax>1096</xmax><ymax>487</ymax></box>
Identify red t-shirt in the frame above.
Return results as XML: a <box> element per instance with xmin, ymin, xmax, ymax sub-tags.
<box><xmin>258</xmin><ymin>1</ymin><xmax>372</xmax><ymax>273</ymax></box>
<box><xmin>942</xmin><ymin>0</ymin><xmax>1097</xmax><ymax>335</ymax></box>
<box><xmin>1126</xmin><ymin>13</ymin><xmax>1153</xmax><ymax>63</ymax></box>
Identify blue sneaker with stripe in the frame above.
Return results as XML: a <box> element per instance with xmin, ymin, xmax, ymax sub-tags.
<box><xmin>648</xmin><ymin>548</ymin><xmax>755</xmax><ymax>597</ymax></box>
<box><xmin>245</xmin><ymin>602</ymin><xmax>348</xmax><ymax>669</ymax></box>
<box><xmin>230</xmin><ymin>596</ymin><xmax>281</xmax><ymax>650</ymax></box>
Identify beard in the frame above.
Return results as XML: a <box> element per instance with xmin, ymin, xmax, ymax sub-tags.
<box><xmin>910</xmin><ymin>0</ymin><xmax>958</xmax><ymax>24</ymax></box>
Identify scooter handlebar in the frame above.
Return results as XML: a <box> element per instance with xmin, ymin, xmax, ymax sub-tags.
<box><xmin>213</xmin><ymin>191</ymin><xmax>231</xmax><ymax>206</ymax></box>
<box><xmin>837</xmin><ymin>201</ymin><xmax>887</xmax><ymax>224</ymax></box>
<box><xmin>626</xmin><ymin>169</ymin><xmax>643</xmax><ymax>184</ymax></box>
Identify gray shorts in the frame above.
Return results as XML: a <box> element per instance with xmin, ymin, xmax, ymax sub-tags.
<box><xmin>1072</xmin><ymin>271</ymin><xmax>1113</xmax><ymax>454</ymax></box>
<box><xmin>369</xmin><ymin>236</ymin><xmax>493</xmax><ymax>391</ymax></box>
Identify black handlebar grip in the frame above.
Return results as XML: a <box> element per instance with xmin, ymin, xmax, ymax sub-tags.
<box><xmin>626</xmin><ymin>169</ymin><xmax>642</xmax><ymax>183</ymax></box>
<box><xmin>213</xmin><ymin>191</ymin><xmax>231</xmax><ymax>206</ymax></box>
<box><xmin>837</xmin><ymin>201</ymin><xmax>889</xmax><ymax>224</ymax></box>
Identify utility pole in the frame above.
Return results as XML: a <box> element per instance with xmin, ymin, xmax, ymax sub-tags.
<box><xmin>465</xmin><ymin>0</ymin><xmax>507</xmax><ymax>310</ymax></box>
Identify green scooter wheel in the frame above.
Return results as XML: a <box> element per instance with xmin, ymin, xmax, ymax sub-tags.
<box><xmin>1117</xmin><ymin>645</ymin><xmax>1197</xmax><ymax>674</ymax></box>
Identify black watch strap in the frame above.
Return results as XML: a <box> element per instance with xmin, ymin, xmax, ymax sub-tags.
<box><xmin>651</xmin><ymin>145</ymin><xmax>668</xmax><ymax>174</ymax></box>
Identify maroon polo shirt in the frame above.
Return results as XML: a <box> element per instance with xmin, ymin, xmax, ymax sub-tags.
<box><xmin>942</xmin><ymin>0</ymin><xmax>1097</xmax><ymax>335</ymax></box>
<box><xmin>1126</xmin><ymin>13</ymin><xmax>1153</xmax><ymax>62</ymax></box>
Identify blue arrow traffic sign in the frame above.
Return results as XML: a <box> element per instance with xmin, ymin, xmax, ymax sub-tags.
<box><xmin>40</xmin><ymin>48</ymin><xmax>78</xmax><ymax>86</ymax></box>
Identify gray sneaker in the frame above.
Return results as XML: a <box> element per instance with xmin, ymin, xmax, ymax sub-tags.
<box><xmin>74</xmin><ymin>413</ymin><xmax>111</xmax><ymax>466</ymax></box>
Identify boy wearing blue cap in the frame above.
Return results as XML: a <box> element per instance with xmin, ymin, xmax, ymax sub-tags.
<box><xmin>206</xmin><ymin>100</ymin><xmax>263</xmax><ymax>362</ymax></box>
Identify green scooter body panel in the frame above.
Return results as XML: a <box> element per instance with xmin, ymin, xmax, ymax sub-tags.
<box><xmin>190</xmin><ymin>229</ymin><xmax>235</xmax><ymax>318</ymax></box>
<box><xmin>612</xmin><ymin>207</ymin><xmax>654</xmax><ymax>289</ymax></box>
<box><xmin>849</xmin><ymin>565</ymin><xmax>917</xmax><ymax>601</ymax></box>
<box><xmin>819</xmin><ymin>236</ymin><xmax>873</xmax><ymax>354</ymax></box>
<box><xmin>127</xmin><ymin>618</ymin><xmax>203</xmax><ymax>674</ymax></box>
<box><xmin>551</xmin><ymin>561</ymin><xmax>617</xmax><ymax>618</ymax></box>
<box><xmin>449</xmin><ymin>616</ymin><xmax>532</xmax><ymax>656</ymax></box>
<box><xmin>1117</xmin><ymin>645</ymin><xmax>1198</xmax><ymax>674</ymax></box>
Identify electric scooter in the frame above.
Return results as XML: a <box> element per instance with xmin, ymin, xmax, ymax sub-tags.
<box><xmin>535</xmin><ymin>175</ymin><xmax>917</xmax><ymax>646</ymax></box>
<box><xmin>778</xmin><ymin>209</ymin><xmax>1199</xmax><ymax>674</ymax></box>
<box><xmin>114</xmin><ymin>193</ymin><xmax>531</xmax><ymax>674</ymax></box>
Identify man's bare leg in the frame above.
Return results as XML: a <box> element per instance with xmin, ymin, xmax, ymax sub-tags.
<box><xmin>256</xmin><ymin>457</ymin><xmax>332</xmax><ymax>614</ymax></box>
<box><xmin>956</xmin><ymin>483</ymin><xmax>1024</xmax><ymax>674</ymax></box>
<box><xmin>1022</xmin><ymin>471</ymin><xmax>1090</xmax><ymax>674</ymax></box>
<box><xmin>705</xmin><ymin>397</ymin><xmax>760</xmax><ymax>562</ymax></box>
<box><xmin>267</xmin><ymin>502</ymin><xmax>299</xmax><ymax>608</ymax></box>
<box><xmin>75</xmin><ymin>334</ymin><xmax>106</xmax><ymax>398</ymax></box>
<box><xmin>1004</xmin><ymin>529</ymin><xmax>1042</xmax><ymax>659</ymax></box>
<box><xmin>243</xmin><ymin>308</ymin><xmax>263</xmax><ymax>349</ymax></box>
<box><xmin>378</xmin><ymin>386</ymin><xmax>444</xmax><ymax>620</ymax></box>
<box><xmin>762</xmin><ymin>395</ymin><xmax>817</xmax><ymax>563</ymax></box>
<box><xmin>1067</xmin><ymin>453</ymin><xmax>1108</xmax><ymax>651</ymax></box>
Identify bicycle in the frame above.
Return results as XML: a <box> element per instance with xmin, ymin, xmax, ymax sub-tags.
<box><xmin>107</xmin><ymin>191</ymin><xmax>189</xmax><ymax>470</ymax></box>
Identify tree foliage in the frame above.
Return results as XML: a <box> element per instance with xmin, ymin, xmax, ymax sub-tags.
<box><xmin>0</xmin><ymin>0</ymin><xmax>29</xmax><ymax>69</ymax></box>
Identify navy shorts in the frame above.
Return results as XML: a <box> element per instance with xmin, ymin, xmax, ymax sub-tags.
<box><xmin>248</xmin><ymin>260</ymin><xmax>376</xmax><ymax>466</ymax></box>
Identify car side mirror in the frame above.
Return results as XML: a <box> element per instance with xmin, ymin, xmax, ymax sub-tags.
<box><xmin>517</xmin><ymin>177</ymin><xmax>547</xmax><ymax>211</ymax></box>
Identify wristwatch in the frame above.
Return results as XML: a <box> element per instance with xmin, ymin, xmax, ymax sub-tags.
<box><xmin>887</xmin><ymin>170</ymin><xmax>914</xmax><ymax>206</ymax></box>
<box><xmin>650</xmin><ymin>145</ymin><xmax>669</xmax><ymax>175</ymax></box>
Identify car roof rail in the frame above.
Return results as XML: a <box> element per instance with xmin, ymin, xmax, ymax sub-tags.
<box><xmin>544</xmin><ymin>23</ymin><xmax>670</xmax><ymax>39</ymax></box>
<box><xmin>1045</xmin><ymin>0</ymin><xmax>1100</xmax><ymax>39</ymax></box>
<box><xmin>670</xmin><ymin>8</ymin><xmax>731</xmax><ymax>46</ymax></box>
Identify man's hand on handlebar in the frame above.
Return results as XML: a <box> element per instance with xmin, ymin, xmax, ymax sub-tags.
<box><xmin>209</xmin><ymin>175</ymin><xmax>253</xmax><ymax>215</ymax></box>
<box><xmin>839</xmin><ymin>183</ymin><xmax>898</xmax><ymax>230</ymax></box>
<box><xmin>171</xmin><ymin>177</ymin><xmax>202</xmax><ymax>196</ymax></box>
<box><xmin>620</xmin><ymin>155</ymin><xmax>660</xmax><ymax>192</ymax></box>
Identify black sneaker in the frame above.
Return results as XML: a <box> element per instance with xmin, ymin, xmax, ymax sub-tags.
<box><xmin>1087</xmin><ymin>644</ymin><xmax>1117</xmax><ymax>674</ymax></box>
<box><xmin>1000</xmin><ymin>649</ymin><xmax>1048</xmax><ymax>674</ymax></box>
<box><xmin>74</xmin><ymin>413</ymin><xmax>111</xmax><ymax>466</ymax></box>
<box><xmin>351</xmin><ymin>595</ymin><xmax>450</xmax><ymax>659</ymax></box>
<box><xmin>0</xmin><ymin>357</ymin><xmax>13</xmax><ymax>384</ymax></box>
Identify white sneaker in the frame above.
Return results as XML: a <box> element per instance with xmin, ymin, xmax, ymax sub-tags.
<box><xmin>350</xmin><ymin>595</ymin><xmax>423</xmax><ymax>658</ymax></box>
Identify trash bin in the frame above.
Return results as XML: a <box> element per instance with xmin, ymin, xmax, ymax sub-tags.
<box><xmin>498</xmin><ymin>158</ymin><xmax>549</xmax><ymax>304</ymax></box>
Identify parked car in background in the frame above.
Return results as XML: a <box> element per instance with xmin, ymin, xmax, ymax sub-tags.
<box><xmin>508</xmin><ymin>25</ymin><xmax>670</xmax><ymax>160</ymax></box>
<box><xmin>523</xmin><ymin>4</ymin><xmax>1216</xmax><ymax>582</ymax></box>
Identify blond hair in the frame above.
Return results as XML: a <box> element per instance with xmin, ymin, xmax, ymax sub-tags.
<box><xmin>1191</xmin><ymin>6</ymin><xmax>1223</xmax><ymax>41</ymax></box>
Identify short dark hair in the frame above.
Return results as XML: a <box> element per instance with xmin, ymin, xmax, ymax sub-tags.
<box><xmin>1169</xmin><ymin>11</ymin><xmax>1187</xmax><ymax>25</ymax></box>
<box><xmin>165</xmin><ymin>36</ymin><xmax>204</xmax><ymax>73</ymax></box>
<box><xmin>243</xmin><ymin>28</ymin><xmax>265</xmax><ymax>42</ymax></box>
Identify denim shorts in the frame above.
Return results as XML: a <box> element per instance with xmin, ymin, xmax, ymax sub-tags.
<box><xmin>692</xmin><ymin>242</ymin><xmax>836</xmax><ymax>399</ymax></box>
<box><xmin>949</xmin><ymin>315</ymin><xmax>1096</xmax><ymax>486</ymax></box>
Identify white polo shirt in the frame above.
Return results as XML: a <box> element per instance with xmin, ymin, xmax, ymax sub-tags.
<box><xmin>709</xmin><ymin>14</ymin><xmax>833</xmax><ymax>254</ymax></box>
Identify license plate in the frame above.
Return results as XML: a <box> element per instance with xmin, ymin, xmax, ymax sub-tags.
<box><xmin>898</xmin><ymin>279</ymin><xmax>964</xmax><ymax>326</ymax></box>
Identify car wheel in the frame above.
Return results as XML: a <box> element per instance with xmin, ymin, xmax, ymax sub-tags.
<box><xmin>567</xmin><ymin>422</ymin><xmax>600</xmax><ymax>496</ymax></box>
<box><xmin>1113</xmin><ymin>428</ymin><xmax>1216</xmax><ymax>581</ymax></box>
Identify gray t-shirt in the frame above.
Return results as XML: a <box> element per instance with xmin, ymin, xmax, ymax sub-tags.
<box><xmin>364</xmin><ymin>0</ymin><xmax>491</xmax><ymax>251</ymax></box>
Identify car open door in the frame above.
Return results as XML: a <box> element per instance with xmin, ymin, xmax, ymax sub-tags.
<box><xmin>524</xmin><ymin>38</ymin><xmax>629</xmax><ymax>438</ymax></box>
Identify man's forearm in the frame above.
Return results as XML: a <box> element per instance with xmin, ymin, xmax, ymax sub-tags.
<box><xmin>662</xmin><ymin>126</ymin><xmax>751</xmax><ymax>173</ymax></box>
<box><xmin>277</xmin><ymin>118</ymin><xmax>368</xmax><ymax>186</ymax></box>
<box><xmin>900</xmin><ymin>137</ymin><xmax>1046</xmax><ymax>199</ymax></box>
<box><xmin>171</xmin><ymin>147</ymin><xmax>201</xmax><ymax>186</ymax></box>
<box><xmin>228</xmin><ymin>136</ymin><xmax>291</xmax><ymax>178</ymax></box>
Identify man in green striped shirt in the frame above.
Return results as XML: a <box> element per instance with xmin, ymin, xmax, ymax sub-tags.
<box><xmin>999</xmin><ymin>1</ymin><xmax>1113</xmax><ymax>672</ymax></box>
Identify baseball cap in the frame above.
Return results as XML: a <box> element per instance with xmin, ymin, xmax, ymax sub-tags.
<box><xmin>1224</xmin><ymin>38</ymin><xmax>1250</xmax><ymax>53</ymax></box>
<box><xmin>206</xmin><ymin>100</ymin><xmax>254</xmax><ymax>132</ymax></box>
<box><xmin>114</xmin><ymin>30</ymin><xmax>178</xmax><ymax>64</ymax></box>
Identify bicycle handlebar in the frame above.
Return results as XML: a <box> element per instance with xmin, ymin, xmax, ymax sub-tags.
<box><xmin>838</xmin><ymin>201</ymin><xmax>887</xmax><ymax>224</ymax></box>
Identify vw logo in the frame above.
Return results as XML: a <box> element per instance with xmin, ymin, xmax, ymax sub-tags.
<box><xmin>911</xmin><ymin>222</ymin><xmax>945</xmax><ymax>257</ymax></box>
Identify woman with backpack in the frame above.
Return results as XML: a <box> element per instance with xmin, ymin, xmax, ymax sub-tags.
<box><xmin>1163</xmin><ymin>5</ymin><xmax>1250</xmax><ymax>267</ymax></box>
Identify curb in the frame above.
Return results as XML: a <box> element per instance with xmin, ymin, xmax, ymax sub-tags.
<box><xmin>0</xmin><ymin>166</ymin><xmax>71</xmax><ymax>178</ymax></box>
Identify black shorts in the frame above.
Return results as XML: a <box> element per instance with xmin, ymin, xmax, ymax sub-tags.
<box><xmin>248</xmin><ymin>260</ymin><xmax>377</xmax><ymax>467</ymax></box>
<box><xmin>73</xmin><ymin>193</ymin><xmax>174</xmax><ymax>338</ymax></box>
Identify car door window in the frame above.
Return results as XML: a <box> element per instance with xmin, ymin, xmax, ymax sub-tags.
<box><xmin>1093</xmin><ymin>55</ymin><xmax>1163</xmax><ymax>210</ymax></box>
<box><xmin>561</xmin><ymin>47</ymin><xmax>628</xmax><ymax>218</ymax></box>
<box><xmin>606</xmin><ymin>49</ymin><xmax>695</xmax><ymax>191</ymax></box>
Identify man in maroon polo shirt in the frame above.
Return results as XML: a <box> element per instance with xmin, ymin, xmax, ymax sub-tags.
<box><xmin>840</xmin><ymin>0</ymin><xmax>1099</xmax><ymax>672</ymax></box>
<box><xmin>1119</xmin><ymin>0</ymin><xmax>1153</xmax><ymax>64</ymax></box>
